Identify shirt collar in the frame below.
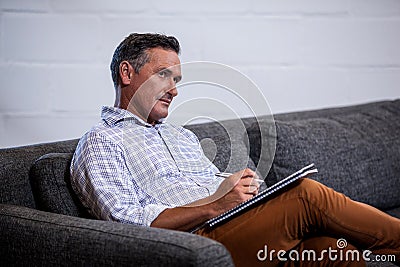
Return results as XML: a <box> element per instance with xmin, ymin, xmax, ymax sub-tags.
<box><xmin>101</xmin><ymin>106</ymin><xmax>164</xmax><ymax>128</ymax></box>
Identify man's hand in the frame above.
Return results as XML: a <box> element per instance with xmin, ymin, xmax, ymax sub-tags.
<box><xmin>209</xmin><ymin>168</ymin><xmax>260</xmax><ymax>216</ymax></box>
<box><xmin>151</xmin><ymin>168</ymin><xmax>260</xmax><ymax>231</ymax></box>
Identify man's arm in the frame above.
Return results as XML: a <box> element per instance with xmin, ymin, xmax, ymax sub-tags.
<box><xmin>151</xmin><ymin>168</ymin><xmax>259</xmax><ymax>231</ymax></box>
<box><xmin>71</xmin><ymin>131</ymin><xmax>171</xmax><ymax>226</ymax></box>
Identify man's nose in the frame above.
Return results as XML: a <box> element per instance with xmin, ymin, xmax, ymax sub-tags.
<box><xmin>169</xmin><ymin>86</ymin><xmax>178</xmax><ymax>97</ymax></box>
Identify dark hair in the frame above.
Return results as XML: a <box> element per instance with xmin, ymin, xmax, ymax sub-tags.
<box><xmin>110</xmin><ymin>33</ymin><xmax>181</xmax><ymax>88</ymax></box>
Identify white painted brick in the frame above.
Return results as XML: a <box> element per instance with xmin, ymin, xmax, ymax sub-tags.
<box><xmin>49</xmin><ymin>65</ymin><xmax>114</xmax><ymax>112</ymax></box>
<box><xmin>171</xmin><ymin>81</ymin><xmax>262</xmax><ymax>123</ymax></box>
<box><xmin>251</xmin><ymin>0</ymin><xmax>349</xmax><ymax>15</ymax></box>
<box><xmin>346</xmin><ymin>69</ymin><xmax>400</xmax><ymax>103</ymax></box>
<box><xmin>0</xmin><ymin>0</ymin><xmax>50</xmax><ymax>12</ymax></box>
<box><xmin>2</xmin><ymin>114</ymin><xmax>98</xmax><ymax>148</ymax></box>
<box><xmin>0</xmin><ymin>64</ymin><xmax>50</xmax><ymax>112</ymax></box>
<box><xmin>0</xmin><ymin>115</ymin><xmax>5</xmax><ymax>147</ymax></box>
<box><xmin>2</xmin><ymin>13</ymin><xmax>101</xmax><ymax>63</ymax></box>
<box><xmin>1</xmin><ymin>0</ymin><xmax>399</xmax><ymax>148</ymax></box>
<box><xmin>300</xmin><ymin>19</ymin><xmax>400</xmax><ymax>66</ymax></box>
<box><xmin>202</xmin><ymin>18</ymin><xmax>302</xmax><ymax>64</ymax></box>
<box><xmin>349</xmin><ymin>0</ymin><xmax>400</xmax><ymax>17</ymax></box>
<box><xmin>0</xmin><ymin>13</ymin><xmax>3</xmax><ymax>63</ymax></box>
<box><xmin>50</xmin><ymin>0</ymin><xmax>148</xmax><ymax>14</ymax></box>
<box><xmin>248</xmin><ymin>67</ymin><xmax>400</xmax><ymax>114</ymax></box>
<box><xmin>248</xmin><ymin>68</ymin><xmax>349</xmax><ymax>114</ymax></box>
<box><xmin>100</xmin><ymin>17</ymin><xmax>203</xmax><ymax>63</ymax></box>
<box><xmin>153</xmin><ymin>0</ymin><xmax>249</xmax><ymax>15</ymax></box>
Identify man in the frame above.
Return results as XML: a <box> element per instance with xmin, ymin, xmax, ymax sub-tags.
<box><xmin>71</xmin><ymin>33</ymin><xmax>400</xmax><ymax>266</ymax></box>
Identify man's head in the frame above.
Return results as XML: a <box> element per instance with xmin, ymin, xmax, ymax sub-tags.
<box><xmin>110</xmin><ymin>33</ymin><xmax>182</xmax><ymax>125</ymax></box>
<box><xmin>110</xmin><ymin>33</ymin><xmax>180</xmax><ymax>89</ymax></box>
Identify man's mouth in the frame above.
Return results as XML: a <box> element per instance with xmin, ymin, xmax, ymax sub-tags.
<box><xmin>159</xmin><ymin>98</ymin><xmax>171</xmax><ymax>104</ymax></box>
<box><xmin>158</xmin><ymin>94</ymin><xmax>173</xmax><ymax>105</ymax></box>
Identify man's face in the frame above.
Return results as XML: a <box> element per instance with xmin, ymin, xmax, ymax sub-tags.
<box><xmin>126</xmin><ymin>48</ymin><xmax>182</xmax><ymax>124</ymax></box>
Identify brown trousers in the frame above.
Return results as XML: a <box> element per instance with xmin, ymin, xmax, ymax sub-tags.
<box><xmin>196</xmin><ymin>178</ymin><xmax>400</xmax><ymax>267</ymax></box>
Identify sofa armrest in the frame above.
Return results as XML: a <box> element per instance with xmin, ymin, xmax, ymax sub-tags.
<box><xmin>0</xmin><ymin>204</ymin><xmax>233</xmax><ymax>266</ymax></box>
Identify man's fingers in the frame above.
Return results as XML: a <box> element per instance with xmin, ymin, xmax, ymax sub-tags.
<box><xmin>241</xmin><ymin>168</ymin><xmax>257</xmax><ymax>178</ymax></box>
<box><xmin>247</xmin><ymin>184</ymin><xmax>259</xmax><ymax>195</ymax></box>
<box><xmin>238</xmin><ymin>177</ymin><xmax>260</xmax><ymax>187</ymax></box>
<box><xmin>236</xmin><ymin>178</ymin><xmax>259</xmax><ymax>196</ymax></box>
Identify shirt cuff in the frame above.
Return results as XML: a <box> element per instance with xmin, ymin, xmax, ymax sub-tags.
<box><xmin>142</xmin><ymin>204</ymin><xmax>171</xmax><ymax>227</ymax></box>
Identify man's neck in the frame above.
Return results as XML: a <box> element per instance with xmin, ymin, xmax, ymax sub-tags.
<box><xmin>114</xmin><ymin>102</ymin><xmax>161</xmax><ymax>126</ymax></box>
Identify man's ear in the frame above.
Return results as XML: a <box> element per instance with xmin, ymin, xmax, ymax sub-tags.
<box><xmin>119</xmin><ymin>61</ymin><xmax>132</xmax><ymax>86</ymax></box>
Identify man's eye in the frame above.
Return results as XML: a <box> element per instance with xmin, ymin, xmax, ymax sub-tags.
<box><xmin>158</xmin><ymin>71</ymin><xmax>167</xmax><ymax>78</ymax></box>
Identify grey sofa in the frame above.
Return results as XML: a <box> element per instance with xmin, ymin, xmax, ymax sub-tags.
<box><xmin>1</xmin><ymin>99</ymin><xmax>399</xmax><ymax>266</ymax></box>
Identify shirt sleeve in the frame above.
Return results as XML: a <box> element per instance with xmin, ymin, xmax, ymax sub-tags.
<box><xmin>70</xmin><ymin>131</ymin><xmax>170</xmax><ymax>226</ymax></box>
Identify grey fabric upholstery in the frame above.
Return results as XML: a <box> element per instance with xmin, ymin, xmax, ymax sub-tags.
<box><xmin>0</xmin><ymin>139</ymin><xmax>79</xmax><ymax>208</ymax></box>
<box><xmin>186</xmin><ymin>119</ymin><xmax>257</xmax><ymax>173</ymax></box>
<box><xmin>248</xmin><ymin>99</ymin><xmax>400</xmax><ymax>210</ymax></box>
<box><xmin>0</xmin><ymin>204</ymin><xmax>233</xmax><ymax>267</ymax></box>
<box><xmin>29</xmin><ymin>153</ymin><xmax>91</xmax><ymax>218</ymax></box>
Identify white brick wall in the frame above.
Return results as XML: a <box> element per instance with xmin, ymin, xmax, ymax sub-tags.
<box><xmin>0</xmin><ymin>0</ymin><xmax>399</xmax><ymax>148</ymax></box>
<box><xmin>1</xmin><ymin>114</ymin><xmax>98</xmax><ymax>147</ymax></box>
<box><xmin>48</xmin><ymin>65</ymin><xmax>113</xmax><ymax>112</ymax></box>
<box><xmin>0</xmin><ymin>0</ymin><xmax>50</xmax><ymax>12</ymax></box>
<box><xmin>3</xmin><ymin>13</ymin><xmax>102</xmax><ymax>63</ymax></box>
<box><xmin>0</xmin><ymin>64</ymin><xmax>51</xmax><ymax>113</ymax></box>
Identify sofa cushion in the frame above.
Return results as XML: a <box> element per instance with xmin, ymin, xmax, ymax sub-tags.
<box><xmin>186</xmin><ymin>120</ymin><xmax>257</xmax><ymax>173</ymax></box>
<box><xmin>249</xmin><ymin>100</ymin><xmax>400</xmax><ymax>210</ymax></box>
<box><xmin>199</xmin><ymin>133</ymin><xmax>256</xmax><ymax>173</ymax></box>
<box><xmin>29</xmin><ymin>153</ymin><xmax>92</xmax><ymax>218</ymax></box>
<box><xmin>0</xmin><ymin>139</ymin><xmax>79</xmax><ymax>209</ymax></box>
<box><xmin>0</xmin><ymin>204</ymin><xmax>234</xmax><ymax>267</ymax></box>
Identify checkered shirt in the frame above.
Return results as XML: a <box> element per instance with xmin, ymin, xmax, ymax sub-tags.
<box><xmin>70</xmin><ymin>106</ymin><xmax>222</xmax><ymax>226</ymax></box>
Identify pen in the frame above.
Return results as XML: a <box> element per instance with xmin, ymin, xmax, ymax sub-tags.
<box><xmin>215</xmin><ymin>172</ymin><xmax>265</xmax><ymax>183</ymax></box>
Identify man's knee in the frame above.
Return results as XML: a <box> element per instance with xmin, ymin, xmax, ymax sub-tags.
<box><xmin>293</xmin><ymin>178</ymin><xmax>336</xmax><ymax>202</ymax></box>
<box><xmin>297</xmin><ymin>178</ymin><xmax>325</xmax><ymax>193</ymax></box>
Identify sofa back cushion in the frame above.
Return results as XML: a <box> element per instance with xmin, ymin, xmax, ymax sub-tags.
<box><xmin>0</xmin><ymin>139</ymin><xmax>79</xmax><ymax>208</ymax></box>
<box><xmin>186</xmin><ymin>119</ymin><xmax>257</xmax><ymax>173</ymax></box>
<box><xmin>248</xmin><ymin>100</ymin><xmax>400</xmax><ymax>210</ymax></box>
<box><xmin>29</xmin><ymin>153</ymin><xmax>92</xmax><ymax>218</ymax></box>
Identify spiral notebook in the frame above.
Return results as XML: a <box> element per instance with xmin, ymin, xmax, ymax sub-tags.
<box><xmin>191</xmin><ymin>163</ymin><xmax>318</xmax><ymax>232</ymax></box>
